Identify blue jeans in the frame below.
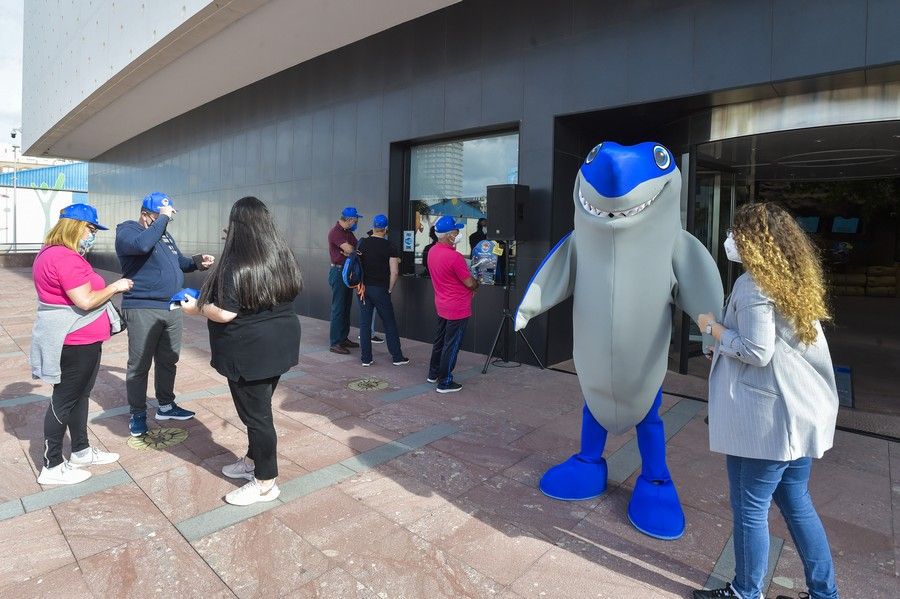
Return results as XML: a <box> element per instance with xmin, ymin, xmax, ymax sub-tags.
<box><xmin>328</xmin><ymin>266</ymin><xmax>352</xmax><ymax>347</ymax></box>
<box><xmin>727</xmin><ymin>455</ymin><xmax>838</xmax><ymax>599</ymax></box>
<box><xmin>428</xmin><ymin>317</ymin><xmax>468</xmax><ymax>387</ymax></box>
<box><xmin>359</xmin><ymin>286</ymin><xmax>403</xmax><ymax>363</ymax></box>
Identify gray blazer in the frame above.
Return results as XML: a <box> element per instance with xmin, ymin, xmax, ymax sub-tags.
<box><xmin>708</xmin><ymin>273</ymin><xmax>838</xmax><ymax>461</ymax></box>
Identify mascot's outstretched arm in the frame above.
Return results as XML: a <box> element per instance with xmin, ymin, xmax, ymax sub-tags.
<box><xmin>672</xmin><ymin>230</ymin><xmax>725</xmax><ymax>350</ymax></box>
<box><xmin>515</xmin><ymin>231</ymin><xmax>576</xmax><ymax>331</ymax></box>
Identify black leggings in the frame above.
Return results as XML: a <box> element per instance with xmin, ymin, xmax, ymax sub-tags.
<box><xmin>228</xmin><ymin>376</ymin><xmax>280</xmax><ymax>480</ymax></box>
<box><xmin>44</xmin><ymin>343</ymin><xmax>102</xmax><ymax>468</ymax></box>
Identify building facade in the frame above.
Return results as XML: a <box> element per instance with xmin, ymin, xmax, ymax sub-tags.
<box><xmin>23</xmin><ymin>0</ymin><xmax>900</xmax><ymax>423</ymax></box>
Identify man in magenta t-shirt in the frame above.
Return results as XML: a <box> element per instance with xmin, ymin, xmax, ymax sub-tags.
<box><xmin>426</xmin><ymin>215</ymin><xmax>479</xmax><ymax>393</ymax></box>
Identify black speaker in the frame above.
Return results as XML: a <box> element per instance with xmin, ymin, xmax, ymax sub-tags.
<box><xmin>486</xmin><ymin>184</ymin><xmax>528</xmax><ymax>241</ymax></box>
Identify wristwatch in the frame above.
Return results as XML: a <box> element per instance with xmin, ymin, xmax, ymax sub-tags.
<box><xmin>704</xmin><ymin>321</ymin><xmax>714</xmax><ymax>335</ymax></box>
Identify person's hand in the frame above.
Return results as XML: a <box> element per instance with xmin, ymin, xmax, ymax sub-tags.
<box><xmin>201</xmin><ymin>254</ymin><xmax>215</xmax><ymax>268</ymax></box>
<box><xmin>704</xmin><ymin>347</ymin><xmax>714</xmax><ymax>361</ymax></box>
<box><xmin>697</xmin><ymin>312</ymin><xmax>716</xmax><ymax>330</ymax></box>
<box><xmin>181</xmin><ymin>295</ymin><xmax>199</xmax><ymax>315</ymax></box>
<box><xmin>159</xmin><ymin>205</ymin><xmax>176</xmax><ymax>219</ymax></box>
<box><xmin>111</xmin><ymin>278</ymin><xmax>133</xmax><ymax>293</ymax></box>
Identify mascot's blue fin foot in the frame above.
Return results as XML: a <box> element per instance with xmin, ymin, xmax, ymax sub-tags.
<box><xmin>539</xmin><ymin>455</ymin><xmax>608</xmax><ymax>501</ymax></box>
<box><xmin>627</xmin><ymin>475</ymin><xmax>685</xmax><ymax>540</ymax></box>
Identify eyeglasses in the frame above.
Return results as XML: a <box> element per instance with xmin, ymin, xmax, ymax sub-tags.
<box><xmin>86</xmin><ymin>225</ymin><xmax>98</xmax><ymax>234</ymax></box>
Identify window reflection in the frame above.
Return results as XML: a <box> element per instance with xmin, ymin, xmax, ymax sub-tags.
<box><xmin>409</xmin><ymin>132</ymin><xmax>519</xmax><ymax>270</ymax></box>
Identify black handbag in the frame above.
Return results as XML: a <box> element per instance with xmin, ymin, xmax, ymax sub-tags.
<box><xmin>110</xmin><ymin>302</ymin><xmax>127</xmax><ymax>335</ymax></box>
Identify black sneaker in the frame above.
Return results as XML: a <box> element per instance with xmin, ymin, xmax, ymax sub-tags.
<box><xmin>392</xmin><ymin>356</ymin><xmax>410</xmax><ymax>366</ymax></box>
<box><xmin>362</xmin><ymin>360</ymin><xmax>374</xmax><ymax>367</ymax></box>
<box><xmin>371</xmin><ymin>335</ymin><xmax>385</xmax><ymax>344</ymax></box>
<box><xmin>436</xmin><ymin>382</ymin><xmax>462</xmax><ymax>394</ymax></box>
<box><xmin>692</xmin><ymin>583</ymin><xmax>741</xmax><ymax>599</ymax></box>
<box><xmin>427</xmin><ymin>377</ymin><xmax>438</xmax><ymax>384</ymax></box>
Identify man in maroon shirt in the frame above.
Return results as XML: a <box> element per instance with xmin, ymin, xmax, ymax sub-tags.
<box><xmin>328</xmin><ymin>207</ymin><xmax>361</xmax><ymax>354</ymax></box>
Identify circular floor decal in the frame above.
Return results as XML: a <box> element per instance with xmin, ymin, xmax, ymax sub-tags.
<box><xmin>347</xmin><ymin>378</ymin><xmax>389</xmax><ymax>392</ymax></box>
<box><xmin>126</xmin><ymin>427</ymin><xmax>189</xmax><ymax>450</ymax></box>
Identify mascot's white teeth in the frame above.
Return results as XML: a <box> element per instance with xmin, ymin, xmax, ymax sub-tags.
<box><xmin>579</xmin><ymin>182</ymin><xmax>667</xmax><ymax>219</ymax></box>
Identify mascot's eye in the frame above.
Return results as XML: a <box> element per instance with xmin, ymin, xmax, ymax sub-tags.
<box><xmin>653</xmin><ymin>145</ymin><xmax>670</xmax><ymax>169</ymax></box>
<box><xmin>586</xmin><ymin>143</ymin><xmax>603</xmax><ymax>164</ymax></box>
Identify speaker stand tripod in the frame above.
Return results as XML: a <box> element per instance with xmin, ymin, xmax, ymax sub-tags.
<box><xmin>482</xmin><ymin>283</ymin><xmax>544</xmax><ymax>374</ymax></box>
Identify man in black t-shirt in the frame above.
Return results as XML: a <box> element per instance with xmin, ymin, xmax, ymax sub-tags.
<box><xmin>357</xmin><ymin>214</ymin><xmax>408</xmax><ymax>367</ymax></box>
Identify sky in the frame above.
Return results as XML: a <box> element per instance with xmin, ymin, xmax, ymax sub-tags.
<box><xmin>0</xmin><ymin>0</ymin><xmax>23</xmax><ymax>153</ymax></box>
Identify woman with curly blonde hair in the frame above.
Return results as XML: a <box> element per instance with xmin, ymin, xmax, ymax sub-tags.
<box><xmin>693</xmin><ymin>203</ymin><xmax>840</xmax><ymax>599</ymax></box>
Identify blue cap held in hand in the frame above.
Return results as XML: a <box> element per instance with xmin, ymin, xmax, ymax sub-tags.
<box><xmin>142</xmin><ymin>192</ymin><xmax>175</xmax><ymax>213</ymax></box>
<box><xmin>373</xmin><ymin>214</ymin><xmax>388</xmax><ymax>228</ymax></box>
<box><xmin>170</xmin><ymin>288</ymin><xmax>200</xmax><ymax>303</ymax></box>
<box><xmin>434</xmin><ymin>215</ymin><xmax>465</xmax><ymax>234</ymax></box>
<box><xmin>59</xmin><ymin>203</ymin><xmax>108</xmax><ymax>230</ymax></box>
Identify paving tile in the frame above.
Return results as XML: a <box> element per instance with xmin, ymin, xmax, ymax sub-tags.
<box><xmin>561</xmin><ymin>486</ymin><xmax>730</xmax><ymax>591</ymax></box>
<box><xmin>387</xmin><ymin>446</ymin><xmax>495</xmax><ymax>498</ymax></box>
<box><xmin>509</xmin><ymin>544</ymin><xmax>667</xmax><ymax>599</ymax></box>
<box><xmin>0</xmin><ymin>509</ymin><xmax>75</xmax><ymax>586</ymax></box>
<box><xmin>407</xmin><ymin>501</ymin><xmax>553</xmax><ymax>585</ymax></box>
<box><xmin>0</xmin><ymin>562</ymin><xmax>93</xmax><ymax>599</ymax></box>
<box><xmin>294</xmin><ymin>567</ymin><xmax>380</xmax><ymax>598</ymax></box>
<box><xmin>0</xmin><ymin>438</ymin><xmax>42</xmax><ymax>501</ymax></box>
<box><xmin>338</xmin><ymin>468</ymin><xmax>453</xmax><ymax>526</ymax></box>
<box><xmin>51</xmin><ymin>482</ymin><xmax>170</xmax><ymax>560</ymax></box>
<box><xmin>134</xmin><ymin>460</ymin><xmax>239</xmax><ymax>522</ymax></box>
<box><xmin>308</xmin><ymin>415</ymin><xmax>400</xmax><ymax>452</ymax></box>
<box><xmin>79</xmin><ymin>529</ymin><xmax>233</xmax><ymax>598</ymax></box>
<box><xmin>193</xmin><ymin>511</ymin><xmax>331</xmax><ymax>598</ymax></box>
<box><xmin>460</xmin><ymin>475</ymin><xmax>598</xmax><ymax>543</ymax></box>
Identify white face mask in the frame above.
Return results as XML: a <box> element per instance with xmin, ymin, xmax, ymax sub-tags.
<box><xmin>724</xmin><ymin>235</ymin><xmax>742</xmax><ymax>263</ymax></box>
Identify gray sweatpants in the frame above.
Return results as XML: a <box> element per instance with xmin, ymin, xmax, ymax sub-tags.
<box><xmin>124</xmin><ymin>308</ymin><xmax>183</xmax><ymax>415</ymax></box>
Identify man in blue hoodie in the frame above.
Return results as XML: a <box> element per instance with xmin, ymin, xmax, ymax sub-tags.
<box><xmin>116</xmin><ymin>192</ymin><xmax>215</xmax><ymax>436</ymax></box>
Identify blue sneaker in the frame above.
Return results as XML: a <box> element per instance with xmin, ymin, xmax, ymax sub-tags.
<box><xmin>155</xmin><ymin>402</ymin><xmax>195</xmax><ymax>421</ymax></box>
<box><xmin>129</xmin><ymin>413</ymin><xmax>148</xmax><ymax>437</ymax></box>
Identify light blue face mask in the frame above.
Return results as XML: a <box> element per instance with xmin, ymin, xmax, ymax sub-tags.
<box><xmin>79</xmin><ymin>232</ymin><xmax>96</xmax><ymax>254</ymax></box>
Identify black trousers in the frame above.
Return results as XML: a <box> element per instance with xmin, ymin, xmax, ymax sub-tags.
<box><xmin>428</xmin><ymin>317</ymin><xmax>469</xmax><ymax>387</ymax></box>
<box><xmin>227</xmin><ymin>376</ymin><xmax>280</xmax><ymax>480</ymax></box>
<box><xmin>44</xmin><ymin>342</ymin><xmax>102</xmax><ymax>468</ymax></box>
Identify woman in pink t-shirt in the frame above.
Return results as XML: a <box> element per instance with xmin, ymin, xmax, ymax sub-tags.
<box><xmin>32</xmin><ymin>204</ymin><xmax>132</xmax><ymax>485</ymax></box>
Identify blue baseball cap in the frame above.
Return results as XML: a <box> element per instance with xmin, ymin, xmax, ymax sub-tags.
<box><xmin>373</xmin><ymin>214</ymin><xmax>388</xmax><ymax>228</ymax></box>
<box><xmin>59</xmin><ymin>203</ymin><xmax>108</xmax><ymax>230</ymax></box>
<box><xmin>434</xmin><ymin>215</ymin><xmax>464</xmax><ymax>234</ymax></box>
<box><xmin>141</xmin><ymin>191</ymin><xmax>175</xmax><ymax>213</ymax></box>
<box><xmin>341</xmin><ymin>206</ymin><xmax>362</xmax><ymax>219</ymax></box>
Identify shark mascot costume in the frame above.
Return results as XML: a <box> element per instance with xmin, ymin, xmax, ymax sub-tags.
<box><xmin>515</xmin><ymin>141</ymin><xmax>724</xmax><ymax>540</ymax></box>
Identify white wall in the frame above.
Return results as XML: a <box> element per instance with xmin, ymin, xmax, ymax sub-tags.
<box><xmin>0</xmin><ymin>186</ymin><xmax>79</xmax><ymax>247</ymax></box>
<box><xmin>22</xmin><ymin>0</ymin><xmax>212</xmax><ymax>154</ymax></box>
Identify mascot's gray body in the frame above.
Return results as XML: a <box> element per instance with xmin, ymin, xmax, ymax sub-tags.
<box><xmin>515</xmin><ymin>141</ymin><xmax>723</xmax><ymax>540</ymax></box>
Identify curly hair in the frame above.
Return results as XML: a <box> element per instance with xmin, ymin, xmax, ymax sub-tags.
<box><xmin>732</xmin><ymin>203</ymin><xmax>830</xmax><ymax>345</ymax></box>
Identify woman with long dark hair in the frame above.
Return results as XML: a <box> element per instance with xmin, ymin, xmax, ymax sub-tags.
<box><xmin>183</xmin><ymin>196</ymin><xmax>302</xmax><ymax>506</ymax></box>
<box><xmin>693</xmin><ymin>203</ymin><xmax>839</xmax><ymax>599</ymax></box>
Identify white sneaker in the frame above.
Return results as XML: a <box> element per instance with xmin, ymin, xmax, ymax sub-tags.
<box><xmin>221</xmin><ymin>457</ymin><xmax>255</xmax><ymax>480</ymax></box>
<box><xmin>224</xmin><ymin>479</ymin><xmax>280</xmax><ymax>506</ymax></box>
<box><xmin>37</xmin><ymin>461</ymin><xmax>92</xmax><ymax>485</ymax></box>
<box><xmin>69</xmin><ymin>446</ymin><xmax>120</xmax><ymax>466</ymax></box>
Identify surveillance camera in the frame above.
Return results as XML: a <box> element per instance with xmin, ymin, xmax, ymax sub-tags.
<box><xmin>9</xmin><ymin>130</ymin><xmax>16</xmax><ymax>139</ymax></box>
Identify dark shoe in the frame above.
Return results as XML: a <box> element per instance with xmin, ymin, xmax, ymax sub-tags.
<box><xmin>692</xmin><ymin>583</ymin><xmax>741</xmax><ymax>599</ymax></box>
<box><xmin>371</xmin><ymin>335</ymin><xmax>384</xmax><ymax>344</ymax></box>
<box><xmin>330</xmin><ymin>344</ymin><xmax>350</xmax><ymax>355</ymax></box>
<box><xmin>362</xmin><ymin>360</ymin><xmax>374</xmax><ymax>367</ymax></box>
<box><xmin>340</xmin><ymin>339</ymin><xmax>360</xmax><ymax>349</ymax></box>
<box><xmin>392</xmin><ymin>356</ymin><xmax>410</xmax><ymax>366</ymax></box>
<box><xmin>427</xmin><ymin>377</ymin><xmax>438</xmax><ymax>384</ymax></box>
<box><xmin>436</xmin><ymin>382</ymin><xmax>463</xmax><ymax>394</ymax></box>
<box><xmin>155</xmin><ymin>402</ymin><xmax>195</xmax><ymax>421</ymax></box>
<box><xmin>129</xmin><ymin>413</ymin><xmax>148</xmax><ymax>437</ymax></box>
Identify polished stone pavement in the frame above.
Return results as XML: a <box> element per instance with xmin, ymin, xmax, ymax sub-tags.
<box><xmin>0</xmin><ymin>267</ymin><xmax>896</xmax><ymax>598</ymax></box>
